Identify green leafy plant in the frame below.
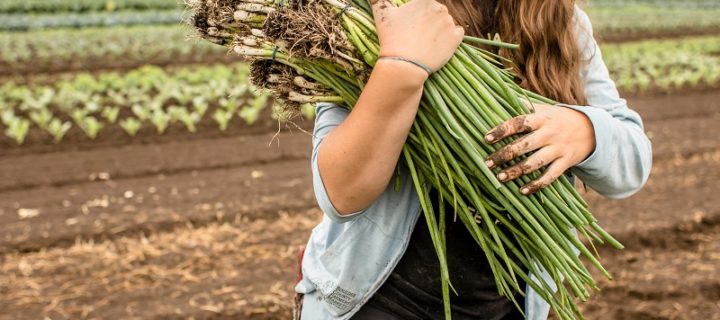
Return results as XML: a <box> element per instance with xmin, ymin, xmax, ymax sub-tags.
<box><xmin>131</xmin><ymin>103</ymin><xmax>150</xmax><ymax>121</ymax></box>
<box><xmin>212</xmin><ymin>109</ymin><xmax>233</xmax><ymax>131</ymax></box>
<box><xmin>192</xmin><ymin>96</ymin><xmax>209</xmax><ymax>116</ymax></box>
<box><xmin>179</xmin><ymin>111</ymin><xmax>201</xmax><ymax>133</ymax></box>
<box><xmin>29</xmin><ymin>109</ymin><xmax>53</xmax><ymax>129</ymax></box>
<box><xmin>1</xmin><ymin>109</ymin><xmax>16</xmax><ymax>125</ymax></box>
<box><xmin>78</xmin><ymin>116</ymin><xmax>103</xmax><ymax>139</ymax></box>
<box><xmin>150</xmin><ymin>109</ymin><xmax>171</xmax><ymax>134</ymax></box>
<box><xmin>119</xmin><ymin>117</ymin><xmax>141</xmax><ymax>136</ymax></box>
<box><xmin>4</xmin><ymin>117</ymin><xmax>30</xmax><ymax>144</ymax></box>
<box><xmin>70</xmin><ymin>109</ymin><xmax>89</xmax><ymax>125</ymax></box>
<box><xmin>46</xmin><ymin>118</ymin><xmax>72</xmax><ymax>143</ymax></box>
<box><xmin>101</xmin><ymin>106</ymin><xmax>120</xmax><ymax>123</ymax></box>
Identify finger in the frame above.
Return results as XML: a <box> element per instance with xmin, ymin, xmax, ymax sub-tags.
<box><xmin>519</xmin><ymin>158</ymin><xmax>569</xmax><ymax>196</ymax></box>
<box><xmin>485</xmin><ymin>131</ymin><xmax>545</xmax><ymax>168</ymax></box>
<box><xmin>485</xmin><ymin>114</ymin><xmax>544</xmax><ymax>144</ymax></box>
<box><xmin>497</xmin><ymin>147</ymin><xmax>560</xmax><ymax>182</ymax></box>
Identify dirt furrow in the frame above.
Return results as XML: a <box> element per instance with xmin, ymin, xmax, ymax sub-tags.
<box><xmin>0</xmin><ymin>158</ymin><xmax>315</xmax><ymax>254</ymax></box>
<box><xmin>0</xmin><ymin>131</ymin><xmax>312</xmax><ymax>192</ymax></box>
<box><xmin>630</xmin><ymin>88</ymin><xmax>720</xmax><ymax>123</ymax></box>
<box><xmin>644</xmin><ymin>116</ymin><xmax>719</xmax><ymax>161</ymax></box>
<box><xmin>582</xmin><ymin>149</ymin><xmax>720</xmax><ymax>239</ymax></box>
<box><xmin>580</xmin><ymin>220</ymin><xmax>720</xmax><ymax>320</ymax></box>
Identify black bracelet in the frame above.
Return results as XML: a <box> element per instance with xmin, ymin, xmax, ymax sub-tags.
<box><xmin>377</xmin><ymin>56</ymin><xmax>433</xmax><ymax>75</ymax></box>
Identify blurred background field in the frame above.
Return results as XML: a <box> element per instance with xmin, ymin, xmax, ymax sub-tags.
<box><xmin>0</xmin><ymin>0</ymin><xmax>718</xmax><ymax>319</ymax></box>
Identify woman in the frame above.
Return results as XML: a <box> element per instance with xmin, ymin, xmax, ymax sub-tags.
<box><xmin>294</xmin><ymin>0</ymin><xmax>653</xmax><ymax>319</ymax></box>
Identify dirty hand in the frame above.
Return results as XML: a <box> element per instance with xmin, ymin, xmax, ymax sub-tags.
<box><xmin>484</xmin><ymin>103</ymin><xmax>596</xmax><ymax>195</ymax></box>
<box><xmin>371</xmin><ymin>0</ymin><xmax>464</xmax><ymax>73</ymax></box>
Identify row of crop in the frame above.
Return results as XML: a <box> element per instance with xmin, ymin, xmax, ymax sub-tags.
<box><xmin>0</xmin><ymin>8</ymin><xmax>716</xmax><ymax>74</ymax></box>
<box><xmin>1</xmin><ymin>36</ymin><xmax>717</xmax><ymax>144</ymax></box>
<box><xmin>602</xmin><ymin>35</ymin><xmax>720</xmax><ymax>93</ymax></box>
<box><xmin>0</xmin><ymin>25</ymin><xmax>232</xmax><ymax>74</ymax></box>
<box><xmin>586</xmin><ymin>6</ymin><xmax>720</xmax><ymax>36</ymax></box>
<box><xmin>0</xmin><ymin>10</ymin><xmax>183</xmax><ymax>31</ymax></box>
<box><xmin>2</xmin><ymin>9</ymin><xmax>717</xmax><ymax>74</ymax></box>
<box><xmin>2</xmin><ymin>5</ymin><xmax>719</xmax><ymax>33</ymax></box>
<box><xmin>0</xmin><ymin>0</ymin><xmax>179</xmax><ymax>14</ymax></box>
<box><xmin>0</xmin><ymin>64</ymin><xmax>287</xmax><ymax>145</ymax></box>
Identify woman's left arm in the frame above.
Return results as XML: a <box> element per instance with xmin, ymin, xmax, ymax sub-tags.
<box><xmin>483</xmin><ymin>6</ymin><xmax>652</xmax><ymax>199</ymax></box>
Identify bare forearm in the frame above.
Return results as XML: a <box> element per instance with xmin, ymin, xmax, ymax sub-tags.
<box><xmin>317</xmin><ymin>60</ymin><xmax>426</xmax><ymax>214</ymax></box>
<box><xmin>316</xmin><ymin>0</ymin><xmax>463</xmax><ymax>215</ymax></box>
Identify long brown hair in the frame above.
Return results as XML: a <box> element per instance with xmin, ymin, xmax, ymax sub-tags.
<box><xmin>438</xmin><ymin>0</ymin><xmax>587</xmax><ymax>105</ymax></box>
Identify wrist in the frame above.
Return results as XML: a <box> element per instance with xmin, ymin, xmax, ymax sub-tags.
<box><xmin>378</xmin><ymin>56</ymin><xmax>433</xmax><ymax>75</ymax></box>
<box><xmin>563</xmin><ymin>107</ymin><xmax>597</xmax><ymax>157</ymax></box>
<box><xmin>374</xmin><ymin>58</ymin><xmax>429</xmax><ymax>90</ymax></box>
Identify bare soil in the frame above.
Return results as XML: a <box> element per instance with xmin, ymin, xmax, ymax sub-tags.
<box><xmin>1</xmin><ymin>88</ymin><xmax>719</xmax><ymax>319</ymax></box>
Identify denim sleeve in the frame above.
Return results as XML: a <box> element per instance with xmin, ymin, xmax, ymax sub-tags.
<box><xmin>558</xmin><ymin>7</ymin><xmax>653</xmax><ymax>199</ymax></box>
<box><xmin>311</xmin><ymin>102</ymin><xmax>367</xmax><ymax>223</ymax></box>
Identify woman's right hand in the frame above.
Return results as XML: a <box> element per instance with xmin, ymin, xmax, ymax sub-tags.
<box><xmin>372</xmin><ymin>0</ymin><xmax>465</xmax><ymax>73</ymax></box>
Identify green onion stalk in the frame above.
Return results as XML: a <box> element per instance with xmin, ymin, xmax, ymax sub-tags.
<box><xmin>187</xmin><ymin>0</ymin><xmax>624</xmax><ymax>319</ymax></box>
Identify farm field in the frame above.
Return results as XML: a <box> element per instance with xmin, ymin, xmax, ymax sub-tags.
<box><xmin>1</xmin><ymin>35</ymin><xmax>718</xmax><ymax>148</ymax></box>
<box><xmin>1</xmin><ymin>0</ymin><xmax>720</xmax><ymax>319</ymax></box>
<box><xmin>1</xmin><ymin>87</ymin><xmax>719</xmax><ymax>319</ymax></box>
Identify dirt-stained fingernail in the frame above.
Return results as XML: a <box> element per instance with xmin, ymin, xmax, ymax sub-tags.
<box><xmin>485</xmin><ymin>134</ymin><xmax>494</xmax><ymax>142</ymax></box>
<box><xmin>497</xmin><ymin>172</ymin><xmax>507</xmax><ymax>181</ymax></box>
<box><xmin>485</xmin><ymin>160</ymin><xmax>494</xmax><ymax>168</ymax></box>
<box><xmin>521</xmin><ymin>188</ymin><xmax>530</xmax><ymax>195</ymax></box>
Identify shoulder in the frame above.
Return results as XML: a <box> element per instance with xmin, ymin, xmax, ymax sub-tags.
<box><xmin>573</xmin><ymin>5</ymin><xmax>598</xmax><ymax>63</ymax></box>
<box><xmin>573</xmin><ymin>5</ymin><xmax>592</xmax><ymax>30</ymax></box>
<box><xmin>573</xmin><ymin>5</ymin><xmax>594</xmax><ymax>36</ymax></box>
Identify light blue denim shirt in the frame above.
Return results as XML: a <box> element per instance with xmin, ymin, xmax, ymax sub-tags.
<box><xmin>296</xmin><ymin>6</ymin><xmax>653</xmax><ymax>320</ymax></box>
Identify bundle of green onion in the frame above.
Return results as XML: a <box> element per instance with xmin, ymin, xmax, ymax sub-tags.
<box><xmin>187</xmin><ymin>0</ymin><xmax>622</xmax><ymax>318</ymax></box>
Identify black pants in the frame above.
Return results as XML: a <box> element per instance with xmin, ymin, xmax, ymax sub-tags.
<box><xmin>352</xmin><ymin>304</ymin><xmax>402</xmax><ymax>320</ymax></box>
<box><xmin>352</xmin><ymin>300</ymin><xmax>526</xmax><ymax>320</ymax></box>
